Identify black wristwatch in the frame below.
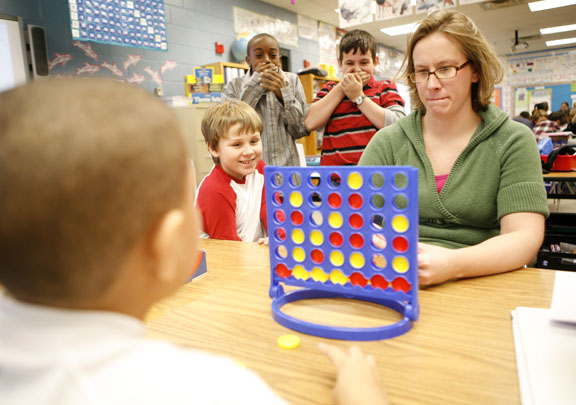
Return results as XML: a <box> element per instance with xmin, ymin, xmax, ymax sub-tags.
<box><xmin>353</xmin><ymin>94</ymin><xmax>366</xmax><ymax>106</ymax></box>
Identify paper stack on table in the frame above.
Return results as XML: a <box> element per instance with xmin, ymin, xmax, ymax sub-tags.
<box><xmin>511</xmin><ymin>271</ymin><xmax>576</xmax><ymax>405</ymax></box>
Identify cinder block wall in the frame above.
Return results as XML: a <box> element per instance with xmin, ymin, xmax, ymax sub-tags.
<box><xmin>2</xmin><ymin>0</ymin><xmax>320</xmax><ymax>96</ymax></box>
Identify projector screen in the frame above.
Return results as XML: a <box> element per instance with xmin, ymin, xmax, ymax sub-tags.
<box><xmin>0</xmin><ymin>15</ymin><xmax>29</xmax><ymax>93</ymax></box>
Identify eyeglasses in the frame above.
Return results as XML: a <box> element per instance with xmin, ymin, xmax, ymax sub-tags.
<box><xmin>409</xmin><ymin>61</ymin><xmax>471</xmax><ymax>83</ymax></box>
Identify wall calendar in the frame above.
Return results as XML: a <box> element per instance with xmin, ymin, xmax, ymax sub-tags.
<box><xmin>68</xmin><ymin>0</ymin><xmax>167</xmax><ymax>51</ymax></box>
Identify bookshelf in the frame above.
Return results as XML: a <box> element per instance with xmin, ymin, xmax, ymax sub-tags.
<box><xmin>298</xmin><ymin>73</ymin><xmax>341</xmax><ymax>156</ymax></box>
<box><xmin>202</xmin><ymin>61</ymin><xmax>249</xmax><ymax>85</ymax></box>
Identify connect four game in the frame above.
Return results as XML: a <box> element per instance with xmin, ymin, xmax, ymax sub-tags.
<box><xmin>265</xmin><ymin>166</ymin><xmax>419</xmax><ymax>341</ymax></box>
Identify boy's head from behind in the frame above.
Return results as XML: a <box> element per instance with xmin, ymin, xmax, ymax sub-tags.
<box><xmin>201</xmin><ymin>100</ymin><xmax>263</xmax><ymax>180</ymax></box>
<box><xmin>0</xmin><ymin>79</ymin><xmax>198</xmax><ymax>314</ymax></box>
<box><xmin>338</xmin><ymin>29</ymin><xmax>378</xmax><ymax>77</ymax></box>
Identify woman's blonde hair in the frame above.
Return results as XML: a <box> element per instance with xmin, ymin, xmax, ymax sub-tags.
<box><xmin>397</xmin><ymin>9</ymin><xmax>503</xmax><ymax>113</ymax></box>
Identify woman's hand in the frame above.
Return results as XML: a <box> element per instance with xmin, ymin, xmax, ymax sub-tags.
<box><xmin>417</xmin><ymin>242</ymin><xmax>458</xmax><ymax>286</ymax></box>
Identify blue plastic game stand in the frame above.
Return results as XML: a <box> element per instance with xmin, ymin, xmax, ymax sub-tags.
<box><xmin>265</xmin><ymin>166</ymin><xmax>419</xmax><ymax>341</ymax></box>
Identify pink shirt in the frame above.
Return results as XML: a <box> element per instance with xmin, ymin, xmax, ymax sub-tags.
<box><xmin>435</xmin><ymin>174</ymin><xmax>449</xmax><ymax>194</ymax></box>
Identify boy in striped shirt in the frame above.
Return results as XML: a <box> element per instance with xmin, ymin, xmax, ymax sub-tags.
<box><xmin>306</xmin><ymin>30</ymin><xmax>406</xmax><ymax>166</ymax></box>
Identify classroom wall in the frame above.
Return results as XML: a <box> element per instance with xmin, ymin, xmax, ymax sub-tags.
<box><xmin>0</xmin><ymin>0</ymin><xmax>320</xmax><ymax>96</ymax></box>
<box><xmin>506</xmin><ymin>47</ymin><xmax>576</xmax><ymax>115</ymax></box>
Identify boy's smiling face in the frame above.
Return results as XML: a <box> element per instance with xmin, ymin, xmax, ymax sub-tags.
<box><xmin>246</xmin><ymin>35</ymin><xmax>281</xmax><ymax>72</ymax></box>
<box><xmin>339</xmin><ymin>49</ymin><xmax>378</xmax><ymax>78</ymax></box>
<box><xmin>209</xmin><ymin>123</ymin><xmax>262</xmax><ymax>180</ymax></box>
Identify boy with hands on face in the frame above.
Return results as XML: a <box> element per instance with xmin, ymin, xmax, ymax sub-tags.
<box><xmin>306</xmin><ymin>29</ymin><xmax>406</xmax><ymax>166</ymax></box>
<box><xmin>222</xmin><ymin>33</ymin><xmax>309</xmax><ymax>167</ymax></box>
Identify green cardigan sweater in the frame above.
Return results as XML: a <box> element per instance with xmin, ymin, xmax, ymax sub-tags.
<box><xmin>359</xmin><ymin>105</ymin><xmax>550</xmax><ymax>248</ymax></box>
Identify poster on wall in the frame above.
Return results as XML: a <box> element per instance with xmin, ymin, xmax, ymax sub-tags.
<box><xmin>508</xmin><ymin>50</ymin><xmax>576</xmax><ymax>86</ymax></box>
<box><xmin>68</xmin><ymin>0</ymin><xmax>168</xmax><ymax>51</ymax></box>
<box><xmin>338</xmin><ymin>0</ymin><xmax>374</xmax><ymax>28</ymax></box>
<box><xmin>515</xmin><ymin>87</ymin><xmax>529</xmax><ymax>114</ymax></box>
<box><xmin>298</xmin><ymin>15</ymin><xmax>318</xmax><ymax>41</ymax></box>
<box><xmin>376</xmin><ymin>0</ymin><xmax>413</xmax><ymax>21</ymax></box>
<box><xmin>530</xmin><ymin>88</ymin><xmax>552</xmax><ymax>112</ymax></box>
<box><xmin>415</xmin><ymin>0</ymin><xmax>456</xmax><ymax>15</ymax></box>
<box><xmin>375</xmin><ymin>44</ymin><xmax>404</xmax><ymax>79</ymax></box>
<box><xmin>318</xmin><ymin>22</ymin><xmax>338</xmax><ymax>68</ymax></box>
<box><xmin>233</xmin><ymin>7</ymin><xmax>298</xmax><ymax>48</ymax></box>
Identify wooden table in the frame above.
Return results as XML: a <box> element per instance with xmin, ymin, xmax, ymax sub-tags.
<box><xmin>544</xmin><ymin>171</ymin><xmax>576</xmax><ymax>199</ymax></box>
<box><xmin>146</xmin><ymin>239</ymin><xmax>556</xmax><ymax>405</ymax></box>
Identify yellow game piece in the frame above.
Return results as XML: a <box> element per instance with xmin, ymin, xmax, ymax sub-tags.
<box><xmin>292</xmin><ymin>265</ymin><xmax>309</xmax><ymax>280</ymax></box>
<box><xmin>311</xmin><ymin>267</ymin><xmax>329</xmax><ymax>282</ymax></box>
<box><xmin>310</xmin><ymin>230</ymin><xmax>324</xmax><ymax>246</ymax></box>
<box><xmin>330</xmin><ymin>269</ymin><xmax>348</xmax><ymax>285</ymax></box>
<box><xmin>291</xmin><ymin>229</ymin><xmax>304</xmax><ymax>244</ymax></box>
<box><xmin>392</xmin><ymin>215</ymin><xmax>409</xmax><ymax>232</ymax></box>
<box><xmin>350</xmin><ymin>252</ymin><xmax>365</xmax><ymax>269</ymax></box>
<box><xmin>328</xmin><ymin>212</ymin><xmax>343</xmax><ymax>228</ymax></box>
<box><xmin>393</xmin><ymin>256</ymin><xmax>409</xmax><ymax>273</ymax></box>
<box><xmin>277</xmin><ymin>334</ymin><xmax>300</xmax><ymax>349</ymax></box>
<box><xmin>289</xmin><ymin>191</ymin><xmax>303</xmax><ymax>207</ymax></box>
<box><xmin>292</xmin><ymin>247</ymin><xmax>305</xmax><ymax>262</ymax></box>
<box><xmin>347</xmin><ymin>172</ymin><xmax>363</xmax><ymax>190</ymax></box>
<box><xmin>330</xmin><ymin>250</ymin><xmax>344</xmax><ymax>266</ymax></box>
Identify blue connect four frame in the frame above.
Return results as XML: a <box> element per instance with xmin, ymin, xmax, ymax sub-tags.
<box><xmin>265</xmin><ymin>166</ymin><xmax>419</xmax><ymax>341</ymax></box>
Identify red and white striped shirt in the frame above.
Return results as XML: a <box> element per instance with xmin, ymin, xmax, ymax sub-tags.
<box><xmin>314</xmin><ymin>76</ymin><xmax>405</xmax><ymax>166</ymax></box>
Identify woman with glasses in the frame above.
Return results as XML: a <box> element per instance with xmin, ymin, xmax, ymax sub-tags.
<box><xmin>359</xmin><ymin>9</ymin><xmax>549</xmax><ymax>286</ymax></box>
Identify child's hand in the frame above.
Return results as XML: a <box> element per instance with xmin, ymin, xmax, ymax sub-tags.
<box><xmin>340</xmin><ymin>72</ymin><xmax>363</xmax><ymax>103</ymax></box>
<box><xmin>257</xmin><ymin>237</ymin><xmax>269</xmax><ymax>245</ymax></box>
<box><xmin>254</xmin><ymin>62</ymin><xmax>277</xmax><ymax>74</ymax></box>
<box><xmin>256</xmin><ymin>63</ymin><xmax>286</xmax><ymax>100</ymax></box>
<box><xmin>358</xmin><ymin>71</ymin><xmax>371</xmax><ymax>86</ymax></box>
<box><xmin>318</xmin><ymin>343</ymin><xmax>388</xmax><ymax>405</ymax></box>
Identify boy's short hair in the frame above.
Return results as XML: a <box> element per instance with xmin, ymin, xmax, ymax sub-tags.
<box><xmin>548</xmin><ymin>111</ymin><xmax>565</xmax><ymax>124</ymax></box>
<box><xmin>532</xmin><ymin>109</ymin><xmax>548</xmax><ymax>123</ymax></box>
<box><xmin>246</xmin><ymin>33</ymin><xmax>278</xmax><ymax>55</ymax></box>
<box><xmin>201</xmin><ymin>100</ymin><xmax>263</xmax><ymax>164</ymax></box>
<box><xmin>0</xmin><ymin>78</ymin><xmax>187</xmax><ymax>304</ymax></box>
<box><xmin>338</xmin><ymin>30</ymin><xmax>377</xmax><ymax>62</ymax></box>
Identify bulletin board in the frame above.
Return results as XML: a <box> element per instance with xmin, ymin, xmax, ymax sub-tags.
<box><xmin>507</xmin><ymin>49</ymin><xmax>576</xmax><ymax>86</ymax></box>
<box><xmin>514</xmin><ymin>83</ymin><xmax>575</xmax><ymax>114</ymax></box>
<box><xmin>68</xmin><ymin>0</ymin><xmax>168</xmax><ymax>51</ymax></box>
<box><xmin>233</xmin><ymin>7</ymin><xmax>298</xmax><ymax>48</ymax></box>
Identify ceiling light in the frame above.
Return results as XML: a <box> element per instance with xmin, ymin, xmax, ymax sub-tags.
<box><xmin>380</xmin><ymin>22</ymin><xmax>420</xmax><ymax>36</ymax></box>
<box><xmin>546</xmin><ymin>37</ymin><xmax>576</xmax><ymax>46</ymax></box>
<box><xmin>540</xmin><ymin>24</ymin><xmax>576</xmax><ymax>35</ymax></box>
<box><xmin>528</xmin><ymin>0</ymin><xmax>576</xmax><ymax>12</ymax></box>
